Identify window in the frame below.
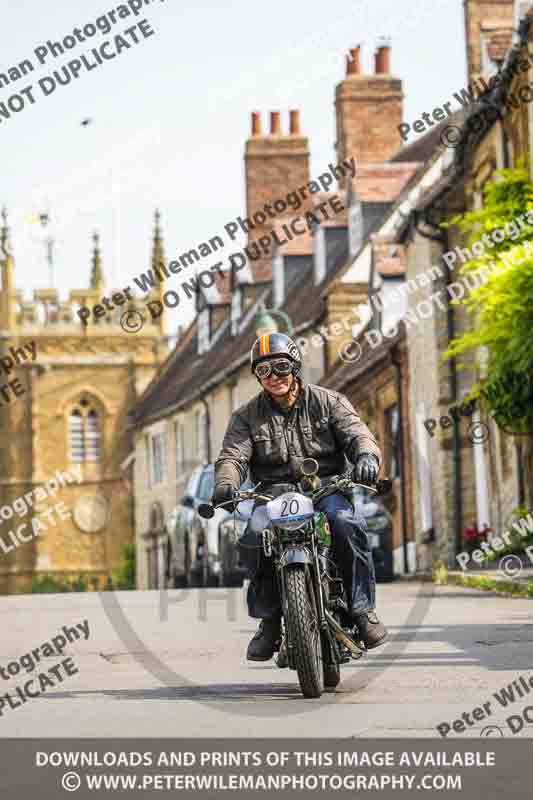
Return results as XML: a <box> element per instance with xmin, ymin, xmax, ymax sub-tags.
<box><xmin>231</xmin><ymin>289</ymin><xmax>242</xmax><ymax>335</ymax></box>
<box><xmin>69</xmin><ymin>399</ymin><xmax>101</xmax><ymax>463</ymax></box>
<box><xmin>198</xmin><ymin>308</ymin><xmax>210</xmax><ymax>354</ymax></box>
<box><xmin>151</xmin><ymin>432</ymin><xmax>167</xmax><ymax>485</ymax></box>
<box><xmin>195</xmin><ymin>409</ymin><xmax>208</xmax><ymax>463</ymax></box>
<box><xmin>175</xmin><ymin>420</ymin><xmax>185</xmax><ymax>476</ymax></box>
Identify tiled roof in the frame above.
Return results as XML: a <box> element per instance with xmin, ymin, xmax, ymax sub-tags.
<box><xmin>322</xmin><ymin>323</ymin><xmax>406</xmax><ymax>392</ymax></box>
<box><xmin>390</xmin><ymin>110</ymin><xmax>466</xmax><ymax>164</ymax></box>
<box><xmin>134</xmin><ymin>203</ymin><xmax>397</xmax><ymax>424</ymax></box>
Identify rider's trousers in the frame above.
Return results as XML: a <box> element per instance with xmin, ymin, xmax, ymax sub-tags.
<box><xmin>238</xmin><ymin>492</ymin><xmax>376</xmax><ymax>620</ymax></box>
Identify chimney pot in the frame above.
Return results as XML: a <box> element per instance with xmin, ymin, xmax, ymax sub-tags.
<box><xmin>347</xmin><ymin>45</ymin><xmax>362</xmax><ymax>75</ymax></box>
<box><xmin>375</xmin><ymin>43</ymin><xmax>391</xmax><ymax>74</ymax></box>
<box><xmin>251</xmin><ymin>111</ymin><xmax>261</xmax><ymax>136</ymax></box>
<box><xmin>270</xmin><ymin>111</ymin><xmax>281</xmax><ymax>135</ymax></box>
<box><xmin>289</xmin><ymin>109</ymin><xmax>300</xmax><ymax>135</ymax></box>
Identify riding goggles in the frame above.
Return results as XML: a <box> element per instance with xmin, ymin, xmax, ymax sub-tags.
<box><xmin>254</xmin><ymin>358</ymin><xmax>294</xmax><ymax>380</ymax></box>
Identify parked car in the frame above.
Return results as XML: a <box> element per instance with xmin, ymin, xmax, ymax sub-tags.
<box><xmin>217</xmin><ymin>486</ymin><xmax>254</xmax><ymax>587</ymax></box>
<box><xmin>351</xmin><ymin>485</ymin><xmax>394</xmax><ymax>582</ymax></box>
<box><xmin>167</xmin><ymin>464</ymin><xmax>228</xmax><ymax>587</ymax></box>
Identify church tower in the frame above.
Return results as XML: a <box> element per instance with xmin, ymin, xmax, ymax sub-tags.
<box><xmin>0</xmin><ymin>211</ymin><xmax>168</xmax><ymax>594</ymax></box>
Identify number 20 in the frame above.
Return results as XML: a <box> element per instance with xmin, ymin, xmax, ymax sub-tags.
<box><xmin>281</xmin><ymin>498</ymin><xmax>299</xmax><ymax>516</ymax></box>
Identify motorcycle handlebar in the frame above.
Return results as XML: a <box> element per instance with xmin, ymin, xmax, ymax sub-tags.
<box><xmin>199</xmin><ymin>476</ymin><xmax>392</xmax><ymax>519</ymax></box>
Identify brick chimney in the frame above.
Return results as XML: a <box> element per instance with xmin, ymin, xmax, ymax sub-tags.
<box><xmin>335</xmin><ymin>42</ymin><xmax>403</xmax><ymax>178</ymax></box>
<box><xmin>244</xmin><ymin>110</ymin><xmax>310</xmax><ymax>281</ymax></box>
<box><xmin>464</xmin><ymin>0</ymin><xmax>515</xmax><ymax>83</ymax></box>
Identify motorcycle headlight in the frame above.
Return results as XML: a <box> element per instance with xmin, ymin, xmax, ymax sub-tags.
<box><xmin>366</xmin><ymin>514</ymin><xmax>389</xmax><ymax>531</ymax></box>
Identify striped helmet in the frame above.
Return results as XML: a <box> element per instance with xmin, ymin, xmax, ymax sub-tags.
<box><xmin>250</xmin><ymin>333</ymin><xmax>302</xmax><ymax>373</ymax></box>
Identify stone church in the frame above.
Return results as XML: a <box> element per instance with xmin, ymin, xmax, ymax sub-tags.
<box><xmin>0</xmin><ymin>209</ymin><xmax>168</xmax><ymax>594</ymax></box>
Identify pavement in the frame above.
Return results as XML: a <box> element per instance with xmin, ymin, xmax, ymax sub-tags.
<box><xmin>0</xmin><ymin>581</ymin><xmax>532</xmax><ymax>738</ymax></box>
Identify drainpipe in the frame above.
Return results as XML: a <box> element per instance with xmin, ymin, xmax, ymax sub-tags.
<box><xmin>390</xmin><ymin>343</ymin><xmax>410</xmax><ymax>574</ymax></box>
<box><xmin>516</xmin><ymin>442</ymin><xmax>526</xmax><ymax>506</ymax></box>
<box><xmin>414</xmin><ymin>214</ymin><xmax>463</xmax><ymax>559</ymax></box>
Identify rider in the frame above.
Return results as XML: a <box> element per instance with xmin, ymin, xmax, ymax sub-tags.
<box><xmin>213</xmin><ymin>332</ymin><xmax>387</xmax><ymax>661</ymax></box>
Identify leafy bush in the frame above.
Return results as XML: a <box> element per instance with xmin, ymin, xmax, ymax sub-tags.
<box><xmin>31</xmin><ymin>574</ymin><xmax>67</xmax><ymax>593</ymax></box>
<box><xmin>113</xmin><ymin>543</ymin><xmax>136</xmax><ymax>590</ymax></box>
<box><xmin>444</xmin><ymin>164</ymin><xmax>533</xmax><ymax>435</ymax></box>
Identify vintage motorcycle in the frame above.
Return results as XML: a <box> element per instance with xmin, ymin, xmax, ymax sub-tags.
<box><xmin>198</xmin><ymin>459</ymin><xmax>390</xmax><ymax>699</ymax></box>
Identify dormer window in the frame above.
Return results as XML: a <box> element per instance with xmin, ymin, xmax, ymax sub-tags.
<box><xmin>198</xmin><ymin>307</ymin><xmax>210</xmax><ymax>354</ymax></box>
<box><xmin>349</xmin><ymin>197</ymin><xmax>364</xmax><ymax>257</ymax></box>
<box><xmin>231</xmin><ymin>288</ymin><xmax>242</xmax><ymax>335</ymax></box>
<box><xmin>272</xmin><ymin>247</ymin><xmax>284</xmax><ymax>308</ymax></box>
<box><xmin>313</xmin><ymin>225</ymin><xmax>326</xmax><ymax>286</ymax></box>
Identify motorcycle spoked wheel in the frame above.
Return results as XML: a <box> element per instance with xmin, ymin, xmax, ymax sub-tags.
<box><xmin>285</xmin><ymin>566</ymin><xmax>324</xmax><ymax>698</ymax></box>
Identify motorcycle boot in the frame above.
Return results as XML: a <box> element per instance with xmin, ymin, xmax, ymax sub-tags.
<box><xmin>246</xmin><ymin>617</ymin><xmax>282</xmax><ymax>661</ymax></box>
<box><xmin>353</xmin><ymin>610</ymin><xmax>387</xmax><ymax>650</ymax></box>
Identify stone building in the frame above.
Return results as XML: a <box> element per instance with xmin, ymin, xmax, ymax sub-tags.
<box><xmin>351</xmin><ymin>0</ymin><xmax>533</xmax><ymax>570</ymax></box>
<box><xmin>0</xmin><ymin>211</ymin><xmax>168</xmax><ymax>593</ymax></box>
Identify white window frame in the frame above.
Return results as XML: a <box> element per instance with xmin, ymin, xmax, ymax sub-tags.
<box><xmin>313</xmin><ymin>225</ymin><xmax>326</xmax><ymax>285</ymax></box>
<box><xmin>146</xmin><ymin>423</ymin><xmax>168</xmax><ymax>487</ymax></box>
<box><xmin>175</xmin><ymin>419</ymin><xmax>185</xmax><ymax>477</ymax></box>
<box><xmin>231</xmin><ymin>288</ymin><xmax>242</xmax><ymax>335</ymax></box>
<box><xmin>195</xmin><ymin>408</ymin><xmax>208</xmax><ymax>463</ymax></box>
<box><xmin>198</xmin><ymin>308</ymin><xmax>210</xmax><ymax>354</ymax></box>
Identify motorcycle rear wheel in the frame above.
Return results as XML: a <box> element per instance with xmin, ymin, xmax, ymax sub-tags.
<box><xmin>285</xmin><ymin>566</ymin><xmax>324</xmax><ymax>698</ymax></box>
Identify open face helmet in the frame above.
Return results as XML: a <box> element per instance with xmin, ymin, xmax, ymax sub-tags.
<box><xmin>250</xmin><ymin>333</ymin><xmax>302</xmax><ymax>378</ymax></box>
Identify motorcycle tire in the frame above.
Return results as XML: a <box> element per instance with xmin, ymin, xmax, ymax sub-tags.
<box><xmin>285</xmin><ymin>566</ymin><xmax>324</xmax><ymax>699</ymax></box>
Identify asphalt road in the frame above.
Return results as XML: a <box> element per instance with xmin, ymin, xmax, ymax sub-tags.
<box><xmin>1</xmin><ymin>582</ymin><xmax>532</xmax><ymax>738</ymax></box>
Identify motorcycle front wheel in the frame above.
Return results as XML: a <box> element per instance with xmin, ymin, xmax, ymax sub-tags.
<box><xmin>285</xmin><ymin>566</ymin><xmax>324</xmax><ymax>698</ymax></box>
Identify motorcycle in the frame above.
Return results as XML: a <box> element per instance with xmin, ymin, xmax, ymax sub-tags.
<box><xmin>198</xmin><ymin>458</ymin><xmax>391</xmax><ymax>699</ymax></box>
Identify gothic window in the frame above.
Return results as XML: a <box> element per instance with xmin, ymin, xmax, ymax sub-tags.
<box><xmin>69</xmin><ymin>399</ymin><xmax>101</xmax><ymax>463</ymax></box>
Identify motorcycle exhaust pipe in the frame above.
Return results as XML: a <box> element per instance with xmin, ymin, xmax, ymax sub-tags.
<box><xmin>325</xmin><ymin>611</ymin><xmax>364</xmax><ymax>659</ymax></box>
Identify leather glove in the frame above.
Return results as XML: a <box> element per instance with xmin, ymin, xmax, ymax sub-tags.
<box><xmin>354</xmin><ymin>453</ymin><xmax>379</xmax><ymax>485</ymax></box>
<box><xmin>212</xmin><ymin>483</ymin><xmax>235</xmax><ymax>509</ymax></box>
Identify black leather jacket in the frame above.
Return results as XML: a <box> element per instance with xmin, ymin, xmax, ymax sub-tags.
<box><xmin>214</xmin><ymin>380</ymin><xmax>381</xmax><ymax>490</ymax></box>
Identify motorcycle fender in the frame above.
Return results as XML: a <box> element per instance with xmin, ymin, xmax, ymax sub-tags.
<box><xmin>279</xmin><ymin>546</ymin><xmax>312</xmax><ymax>568</ymax></box>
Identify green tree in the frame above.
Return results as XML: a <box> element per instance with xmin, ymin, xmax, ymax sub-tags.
<box><xmin>444</xmin><ymin>164</ymin><xmax>533</xmax><ymax>502</ymax></box>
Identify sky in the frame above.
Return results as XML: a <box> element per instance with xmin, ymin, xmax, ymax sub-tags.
<box><xmin>1</xmin><ymin>0</ymin><xmax>467</xmax><ymax>332</ymax></box>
